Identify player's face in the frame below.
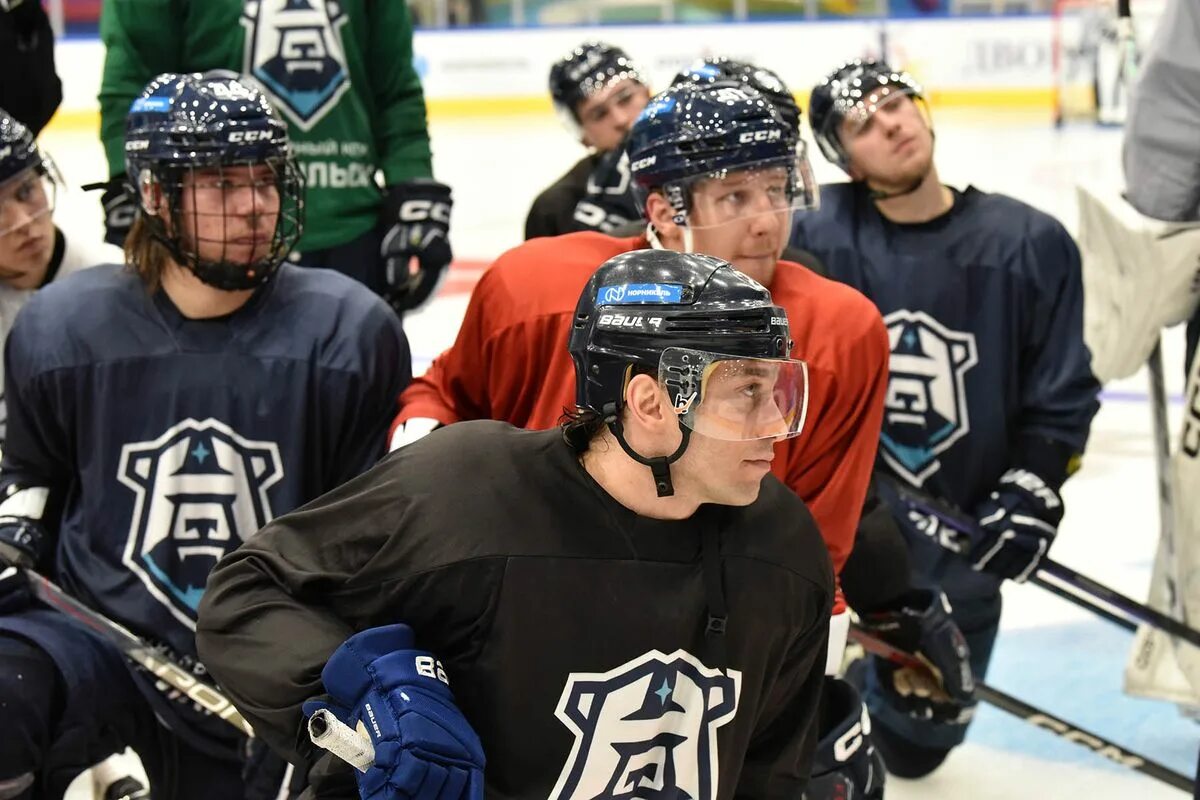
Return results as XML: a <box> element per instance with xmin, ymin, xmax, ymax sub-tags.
<box><xmin>840</xmin><ymin>93</ymin><xmax>934</xmax><ymax>190</ymax></box>
<box><xmin>686</xmin><ymin>167</ymin><xmax>792</xmax><ymax>285</ymax></box>
<box><xmin>178</xmin><ymin>163</ymin><xmax>280</xmax><ymax>267</ymax></box>
<box><xmin>670</xmin><ymin>363</ymin><xmax>790</xmax><ymax>506</ymax></box>
<box><xmin>0</xmin><ymin>166</ymin><xmax>56</xmax><ymax>291</ymax></box>
<box><xmin>674</xmin><ymin>428</ymin><xmax>779</xmax><ymax>506</ymax></box>
<box><xmin>577</xmin><ymin>79</ymin><xmax>651</xmax><ymax>152</ymax></box>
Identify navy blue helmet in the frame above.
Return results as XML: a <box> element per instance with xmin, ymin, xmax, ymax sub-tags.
<box><xmin>626</xmin><ymin>80</ymin><xmax>817</xmax><ymax>226</ymax></box>
<box><xmin>0</xmin><ymin>106</ymin><xmax>62</xmax><ymax>237</ymax></box>
<box><xmin>549</xmin><ymin>42</ymin><xmax>645</xmax><ymax>122</ymax></box>
<box><xmin>0</xmin><ymin>108</ymin><xmax>44</xmax><ymax>185</ymax></box>
<box><xmin>671</xmin><ymin>58</ymin><xmax>800</xmax><ymax>136</ymax></box>
<box><xmin>124</xmin><ymin>70</ymin><xmax>304</xmax><ymax>290</ymax></box>
<box><xmin>809</xmin><ymin>58</ymin><xmax>925</xmax><ymax>172</ymax></box>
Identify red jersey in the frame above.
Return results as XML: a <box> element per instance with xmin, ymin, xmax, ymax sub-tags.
<box><xmin>394</xmin><ymin>232</ymin><xmax>889</xmax><ymax>610</ymax></box>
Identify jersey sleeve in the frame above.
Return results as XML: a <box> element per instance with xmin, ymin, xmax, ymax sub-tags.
<box><xmin>325</xmin><ymin>305</ymin><xmax>410</xmax><ymax>490</ymax></box>
<box><xmin>195</xmin><ymin>456</ymin><xmax>497</xmax><ymax>767</ymax></box>
<box><xmin>0</xmin><ymin>310</ymin><xmax>73</xmax><ymax>555</ymax></box>
<box><xmin>1016</xmin><ymin>221</ymin><xmax>1101</xmax><ymax>456</ymax></box>
<box><xmin>783</xmin><ymin>310</ymin><xmax>889</xmax><ymax>580</ymax></box>
<box><xmin>368</xmin><ymin>0</ymin><xmax>433</xmax><ymax>185</ymax></box>
<box><xmin>735</xmin><ymin>587</ymin><xmax>832</xmax><ymax>796</ymax></box>
<box><xmin>98</xmin><ymin>0</ymin><xmax>182</xmax><ymax>178</ymax></box>
<box><xmin>391</xmin><ymin>267</ymin><xmax>505</xmax><ymax>430</ymax></box>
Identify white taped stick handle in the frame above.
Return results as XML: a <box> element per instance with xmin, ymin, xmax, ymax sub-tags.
<box><xmin>308</xmin><ymin>709</ymin><xmax>375</xmax><ymax>773</ymax></box>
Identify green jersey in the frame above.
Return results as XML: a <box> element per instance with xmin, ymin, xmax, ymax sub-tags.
<box><xmin>99</xmin><ymin>0</ymin><xmax>434</xmax><ymax>252</ymax></box>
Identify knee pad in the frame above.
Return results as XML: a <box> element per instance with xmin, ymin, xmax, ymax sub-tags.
<box><xmin>807</xmin><ymin>677</ymin><xmax>885</xmax><ymax>800</ymax></box>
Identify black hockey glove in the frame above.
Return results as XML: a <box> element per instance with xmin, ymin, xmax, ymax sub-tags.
<box><xmin>379</xmin><ymin>180</ymin><xmax>453</xmax><ymax>314</ymax></box>
<box><xmin>0</xmin><ymin>516</ymin><xmax>44</xmax><ymax>613</ymax></box>
<box><xmin>969</xmin><ymin>468</ymin><xmax>1063</xmax><ymax>582</ymax></box>
<box><xmin>857</xmin><ymin>588</ymin><xmax>975</xmax><ymax>724</ymax></box>
<box><xmin>83</xmin><ymin>174</ymin><xmax>137</xmax><ymax>247</ymax></box>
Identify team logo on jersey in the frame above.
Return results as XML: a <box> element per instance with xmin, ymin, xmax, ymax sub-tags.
<box><xmin>881</xmin><ymin>310</ymin><xmax>978</xmax><ymax>487</ymax></box>
<box><xmin>550</xmin><ymin>649</ymin><xmax>741</xmax><ymax>800</ymax></box>
<box><xmin>119</xmin><ymin>418</ymin><xmax>283</xmax><ymax>629</ymax></box>
<box><xmin>242</xmin><ymin>0</ymin><xmax>351</xmax><ymax>131</ymax></box>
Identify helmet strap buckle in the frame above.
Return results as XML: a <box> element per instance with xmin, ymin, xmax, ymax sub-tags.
<box><xmin>608</xmin><ymin>418</ymin><xmax>691</xmax><ymax>498</ymax></box>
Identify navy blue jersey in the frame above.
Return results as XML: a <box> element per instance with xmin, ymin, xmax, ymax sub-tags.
<box><xmin>790</xmin><ymin>183</ymin><xmax>1100</xmax><ymax>509</ymax></box>
<box><xmin>0</xmin><ymin>263</ymin><xmax>408</xmax><ymax>740</ymax></box>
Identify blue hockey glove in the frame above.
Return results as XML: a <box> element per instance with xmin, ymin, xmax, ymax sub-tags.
<box><xmin>857</xmin><ymin>589</ymin><xmax>974</xmax><ymax>724</ymax></box>
<box><xmin>970</xmin><ymin>468</ymin><xmax>1063</xmax><ymax>582</ymax></box>
<box><xmin>302</xmin><ymin>624</ymin><xmax>484</xmax><ymax>800</ymax></box>
<box><xmin>379</xmin><ymin>181</ymin><xmax>453</xmax><ymax>314</ymax></box>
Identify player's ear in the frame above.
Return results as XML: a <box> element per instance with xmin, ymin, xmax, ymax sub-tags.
<box><xmin>645</xmin><ymin>192</ymin><xmax>681</xmax><ymax>240</ymax></box>
<box><xmin>623</xmin><ymin>372</ymin><xmax>672</xmax><ymax>432</ymax></box>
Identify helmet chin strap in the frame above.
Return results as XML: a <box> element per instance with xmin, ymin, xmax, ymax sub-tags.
<box><xmin>643</xmin><ymin>222</ymin><xmax>695</xmax><ymax>254</ymax></box>
<box><xmin>607</xmin><ymin>414</ymin><xmax>692</xmax><ymax>498</ymax></box>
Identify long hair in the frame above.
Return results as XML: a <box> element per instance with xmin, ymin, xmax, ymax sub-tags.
<box><xmin>123</xmin><ymin>213</ymin><xmax>172</xmax><ymax>292</ymax></box>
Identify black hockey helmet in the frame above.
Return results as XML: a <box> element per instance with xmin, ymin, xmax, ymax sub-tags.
<box><xmin>0</xmin><ymin>106</ymin><xmax>62</xmax><ymax>238</ymax></box>
<box><xmin>627</xmin><ymin>80</ymin><xmax>817</xmax><ymax>228</ymax></box>
<box><xmin>124</xmin><ymin>70</ymin><xmax>304</xmax><ymax>290</ymax></box>
<box><xmin>809</xmin><ymin>58</ymin><xmax>925</xmax><ymax>172</ymax></box>
<box><xmin>569</xmin><ymin>249</ymin><xmax>808</xmax><ymax>496</ymax></box>
<box><xmin>671</xmin><ymin>58</ymin><xmax>801</xmax><ymax>136</ymax></box>
<box><xmin>549</xmin><ymin>42</ymin><xmax>646</xmax><ymax>124</ymax></box>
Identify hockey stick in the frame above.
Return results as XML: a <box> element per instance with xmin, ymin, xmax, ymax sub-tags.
<box><xmin>875</xmin><ymin>473</ymin><xmax>1200</xmax><ymax>649</ymax></box>
<box><xmin>21</xmin><ymin>568</ymin><xmax>254</xmax><ymax>737</ymax></box>
<box><xmin>849</xmin><ymin>626</ymin><xmax>1194</xmax><ymax>792</ymax></box>
<box><xmin>1148</xmin><ymin>341</ymin><xmax>1191</xmax><ymax>629</ymax></box>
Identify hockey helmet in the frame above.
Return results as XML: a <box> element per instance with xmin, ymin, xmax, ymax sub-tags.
<box><xmin>569</xmin><ymin>248</ymin><xmax>807</xmax><ymax>442</ymax></box>
<box><xmin>671</xmin><ymin>57</ymin><xmax>801</xmax><ymax>137</ymax></box>
<box><xmin>626</xmin><ymin>80</ymin><xmax>817</xmax><ymax>229</ymax></box>
<box><xmin>809</xmin><ymin>59</ymin><xmax>926</xmax><ymax>172</ymax></box>
<box><xmin>124</xmin><ymin>70</ymin><xmax>304</xmax><ymax>290</ymax></box>
<box><xmin>0</xmin><ymin>107</ymin><xmax>62</xmax><ymax>238</ymax></box>
<box><xmin>549</xmin><ymin>42</ymin><xmax>646</xmax><ymax>124</ymax></box>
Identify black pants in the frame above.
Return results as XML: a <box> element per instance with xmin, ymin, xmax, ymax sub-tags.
<box><xmin>0</xmin><ymin>610</ymin><xmax>243</xmax><ymax>800</ymax></box>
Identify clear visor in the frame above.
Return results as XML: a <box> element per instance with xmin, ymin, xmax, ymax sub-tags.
<box><xmin>668</xmin><ymin>147</ymin><xmax>819</xmax><ymax>231</ymax></box>
<box><xmin>659</xmin><ymin>347</ymin><xmax>809</xmax><ymax>442</ymax></box>
<box><xmin>0</xmin><ymin>160</ymin><xmax>60</xmax><ymax>238</ymax></box>
<box><xmin>834</xmin><ymin>87</ymin><xmax>920</xmax><ymax>138</ymax></box>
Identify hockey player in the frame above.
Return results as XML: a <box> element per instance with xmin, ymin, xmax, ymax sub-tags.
<box><xmin>524</xmin><ymin>42</ymin><xmax>649</xmax><ymax>239</ymax></box>
<box><xmin>0</xmin><ymin>71</ymin><xmax>409</xmax><ymax>799</ymax></box>
<box><xmin>799</xmin><ymin>58</ymin><xmax>1101</xmax><ymax>777</ymax></box>
<box><xmin>0</xmin><ymin>108</ymin><xmax>122</xmax><ymax>445</ymax></box>
<box><xmin>197</xmin><ymin>249</ymin><xmax>835</xmax><ymax>798</ymax></box>
<box><xmin>391</xmin><ymin>80</ymin><xmax>976</xmax><ymax>797</ymax></box>
<box><xmin>95</xmin><ymin>0</ymin><xmax>452</xmax><ymax>314</ymax></box>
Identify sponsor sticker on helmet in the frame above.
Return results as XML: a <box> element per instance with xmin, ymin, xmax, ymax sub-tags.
<box><xmin>130</xmin><ymin>97</ymin><xmax>171</xmax><ymax>113</ymax></box>
<box><xmin>599</xmin><ymin>283</ymin><xmax>683</xmax><ymax>305</ymax></box>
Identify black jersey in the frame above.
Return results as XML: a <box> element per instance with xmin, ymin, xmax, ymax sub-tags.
<box><xmin>525</xmin><ymin>153</ymin><xmax>601</xmax><ymax>240</ymax></box>
<box><xmin>197</xmin><ymin>421</ymin><xmax>834</xmax><ymax>799</ymax></box>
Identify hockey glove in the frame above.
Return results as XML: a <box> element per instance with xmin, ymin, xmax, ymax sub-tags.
<box><xmin>857</xmin><ymin>589</ymin><xmax>974</xmax><ymax>724</ymax></box>
<box><xmin>806</xmin><ymin>677</ymin><xmax>885</xmax><ymax>800</ymax></box>
<box><xmin>84</xmin><ymin>174</ymin><xmax>137</xmax><ymax>248</ymax></box>
<box><xmin>379</xmin><ymin>181</ymin><xmax>453</xmax><ymax>314</ymax></box>
<box><xmin>302</xmin><ymin>624</ymin><xmax>485</xmax><ymax>800</ymax></box>
<box><xmin>970</xmin><ymin>468</ymin><xmax>1063</xmax><ymax>582</ymax></box>
<box><xmin>0</xmin><ymin>522</ymin><xmax>41</xmax><ymax>614</ymax></box>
